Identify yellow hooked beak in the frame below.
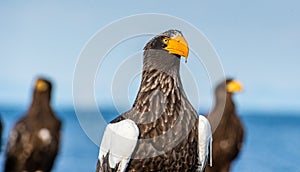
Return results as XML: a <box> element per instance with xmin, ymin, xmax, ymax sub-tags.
<box><xmin>226</xmin><ymin>80</ymin><xmax>243</xmax><ymax>93</ymax></box>
<box><xmin>35</xmin><ymin>79</ymin><xmax>48</xmax><ymax>92</ymax></box>
<box><xmin>164</xmin><ymin>36</ymin><xmax>189</xmax><ymax>62</ymax></box>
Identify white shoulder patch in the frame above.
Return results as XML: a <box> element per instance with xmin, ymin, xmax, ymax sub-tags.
<box><xmin>98</xmin><ymin>119</ymin><xmax>139</xmax><ymax>171</ymax></box>
<box><xmin>198</xmin><ymin>115</ymin><xmax>213</xmax><ymax>171</ymax></box>
<box><xmin>38</xmin><ymin>128</ymin><xmax>52</xmax><ymax>145</ymax></box>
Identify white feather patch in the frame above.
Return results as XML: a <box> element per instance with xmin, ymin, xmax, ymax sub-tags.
<box><xmin>98</xmin><ymin>119</ymin><xmax>139</xmax><ymax>171</ymax></box>
<box><xmin>38</xmin><ymin>128</ymin><xmax>52</xmax><ymax>145</ymax></box>
<box><xmin>198</xmin><ymin>115</ymin><xmax>213</xmax><ymax>171</ymax></box>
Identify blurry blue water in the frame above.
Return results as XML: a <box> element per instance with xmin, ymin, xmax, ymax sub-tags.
<box><xmin>232</xmin><ymin>113</ymin><xmax>300</xmax><ymax>172</ymax></box>
<box><xmin>0</xmin><ymin>107</ymin><xmax>299</xmax><ymax>172</ymax></box>
<box><xmin>0</xmin><ymin>107</ymin><xmax>100</xmax><ymax>172</ymax></box>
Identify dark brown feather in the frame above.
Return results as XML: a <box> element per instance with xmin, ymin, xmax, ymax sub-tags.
<box><xmin>97</xmin><ymin>30</ymin><xmax>202</xmax><ymax>172</ymax></box>
<box><xmin>4</xmin><ymin>78</ymin><xmax>62</xmax><ymax>172</ymax></box>
<box><xmin>206</xmin><ymin>81</ymin><xmax>245</xmax><ymax>172</ymax></box>
<box><xmin>99</xmin><ymin>69</ymin><xmax>199</xmax><ymax>172</ymax></box>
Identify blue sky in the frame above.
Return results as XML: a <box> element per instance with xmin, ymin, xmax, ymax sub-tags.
<box><xmin>1</xmin><ymin>0</ymin><xmax>300</xmax><ymax>113</ymax></box>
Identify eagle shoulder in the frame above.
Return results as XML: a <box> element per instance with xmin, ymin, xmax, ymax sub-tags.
<box><xmin>198</xmin><ymin>115</ymin><xmax>213</xmax><ymax>171</ymax></box>
<box><xmin>98</xmin><ymin>119</ymin><xmax>139</xmax><ymax>172</ymax></box>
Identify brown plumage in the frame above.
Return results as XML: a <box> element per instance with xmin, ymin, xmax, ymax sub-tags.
<box><xmin>206</xmin><ymin>79</ymin><xmax>244</xmax><ymax>172</ymax></box>
<box><xmin>96</xmin><ymin>30</ymin><xmax>212</xmax><ymax>172</ymax></box>
<box><xmin>109</xmin><ymin>69</ymin><xmax>199</xmax><ymax>172</ymax></box>
<box><xmin>4</xmin><ymin>78</ymin><xmax>62</xmax><ymax>172</ymax></box>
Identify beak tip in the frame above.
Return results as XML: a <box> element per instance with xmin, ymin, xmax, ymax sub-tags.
<box><xmin>184</xmin><ymin>56</ymin><xmax>188</xmax><ymax>63</ymax></box>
